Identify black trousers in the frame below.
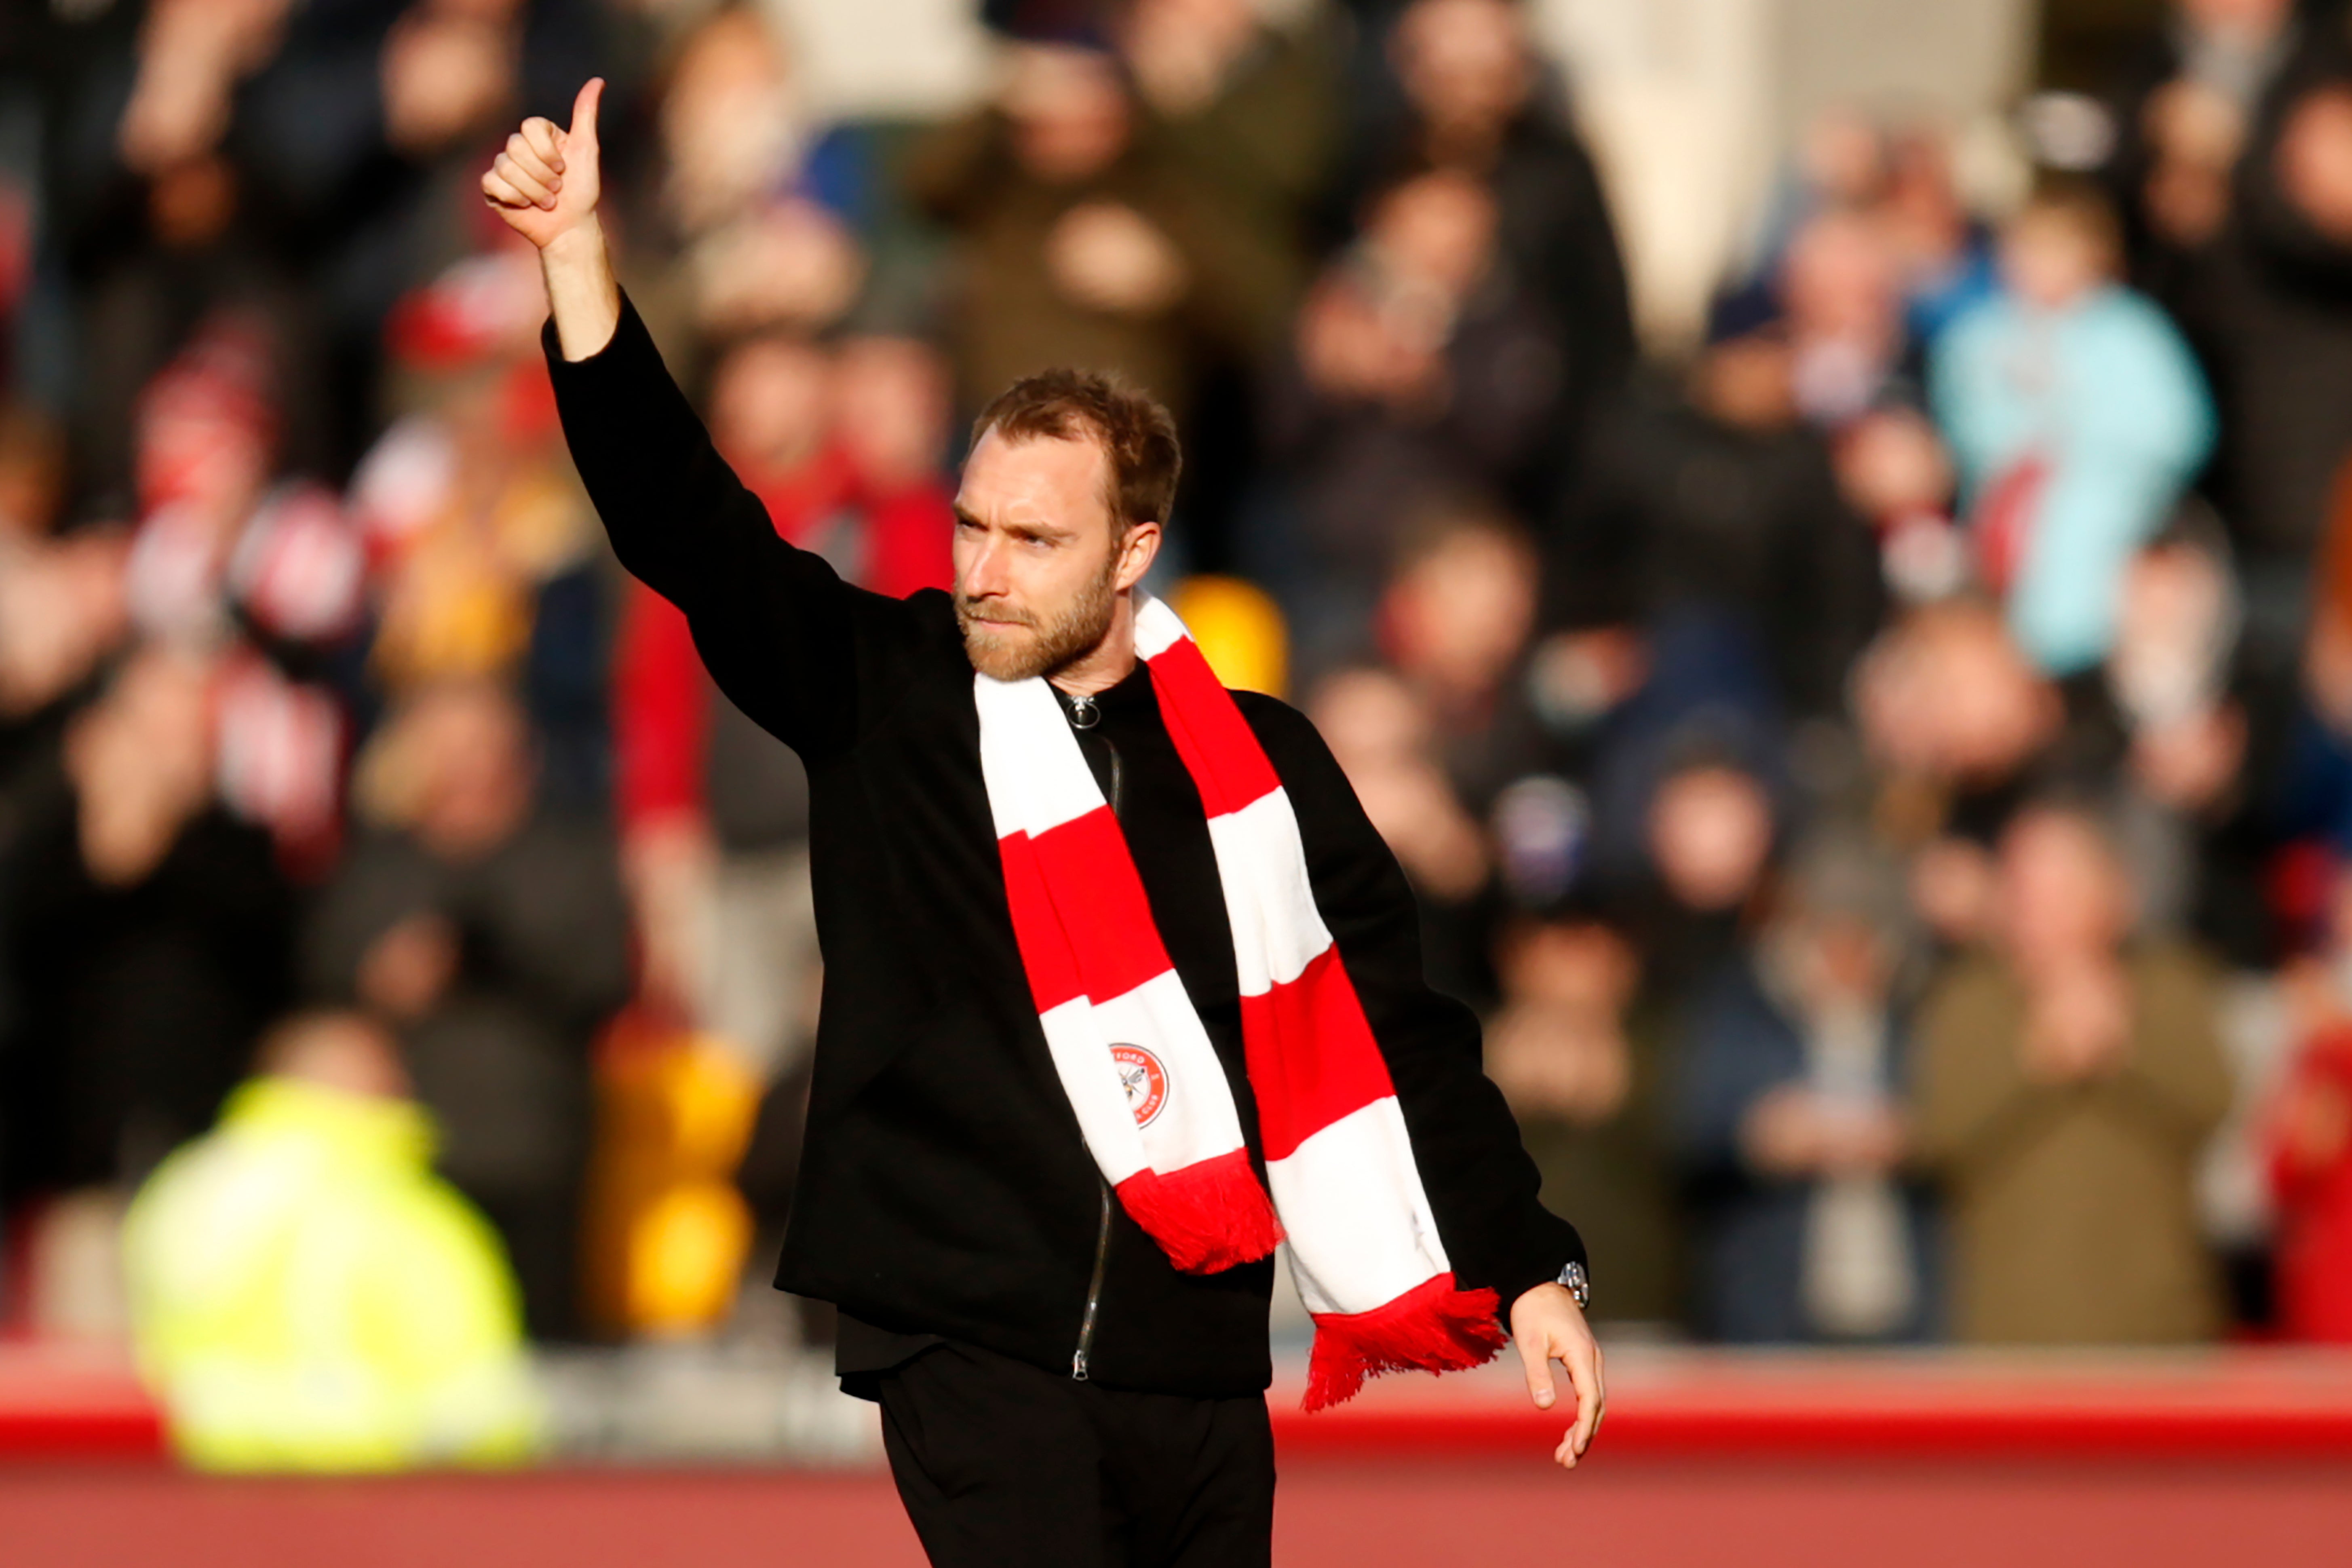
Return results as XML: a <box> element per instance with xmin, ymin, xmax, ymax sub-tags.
<box><xmin>874</xmin><ymin>1341</ymin><xmax>1275</xmax><ymax>1568</ymax></box>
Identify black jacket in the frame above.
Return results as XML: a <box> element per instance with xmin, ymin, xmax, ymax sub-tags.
<box><xmin>546</xmin><ymin>297</ymin><xmax>1583</xmax><ymax>1399</ymax></box>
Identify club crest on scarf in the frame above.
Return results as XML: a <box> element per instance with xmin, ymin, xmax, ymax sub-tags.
<box><xmin>1112</xmin><ymin>1044</ymin><xmax>1168</xmax><ymax>1127</ymax></box>
<box><xmin>974</xmin><ymin>595</ymin><xmax>1510</xmax><ymax>1411</ymax></box>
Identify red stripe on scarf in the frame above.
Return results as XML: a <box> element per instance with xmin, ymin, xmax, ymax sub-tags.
<box><xmin>1240</xmin><ymin>946</ymin><xmax>1393</xmax><ymax>1161</ymax></box>
<box><xmin>998</xmin><ymin>829</ymin><xmax>1085</xmax><ymax>1012</ymax></box>
<box><xmin>1303</xmin><ymin>1273</ymin><xmax>1506</xmax><ymax>1413</ymax></box>
<box><xmin>1113</xmin><ymin>1149</ymin><xmax>1285</xmax><ymax>1275</ymax></box>
<box><xmin>1027</xmin><ymin>808</ymin><xmax>1175</xmax><ymax>1005</ymax></box>
<box><xmin>1146</xmin><ymin>638</ymin><xmax>1282</xmax><ymax>815</ymax></box>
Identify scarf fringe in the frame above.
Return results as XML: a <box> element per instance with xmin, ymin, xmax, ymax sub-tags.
<box><xmin>1302</xmin><ymin>1274</ymin><xmax>1507</xmax><ymax>1413</ymax></box>
<box><xmin>1114</xmin><ymin>1150</ymin><xmax>1285</xmax><ymax>1275</ymax></box>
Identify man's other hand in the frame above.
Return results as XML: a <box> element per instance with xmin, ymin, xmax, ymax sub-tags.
<box><xmin>1509</xmin><ymin>1281</ymin><xmax>1605</xmax><ymax>1469</ymax></box>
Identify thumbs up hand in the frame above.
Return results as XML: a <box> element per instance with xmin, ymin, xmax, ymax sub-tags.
<box><xmin>482</xmin><ymin>78</ymin><xmax>605</xmax><ymax>253</ymax></box>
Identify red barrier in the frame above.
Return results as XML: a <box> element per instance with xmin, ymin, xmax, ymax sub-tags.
<box><xmin>1268</xmin><ymin>1347</ymin><xmax>2352</xmax><ymax>1460</ymax></box>
<box><xmin>0</xmin><ymin>1346</ymin><xmax>164</xmax><ymax>1461</ymax></box>
<box><xmin>12</xmin><ymin>1343</ymin><xmax>2352</xmax><ymax>1466</ymax></box>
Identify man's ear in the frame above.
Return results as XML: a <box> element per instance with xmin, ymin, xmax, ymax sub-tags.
<box><xmin>1114</xmin><ymin>519</ymin><xmax>1162</xmax><ymax>593</ymax></box>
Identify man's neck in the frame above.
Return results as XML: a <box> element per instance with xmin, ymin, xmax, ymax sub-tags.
<box><xmin>1048</xmin><ymin>592</ymin><xmax>1140</xmax><ymax>698</ymax></box>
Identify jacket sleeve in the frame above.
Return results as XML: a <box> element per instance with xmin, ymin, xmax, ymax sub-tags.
<box><xmin>543</xmin><ymin>293</ymin><xmax>923</xmax><ymax>762</ymax></box>
<box><xmin>1241</xmin><ymin>694</ymin><xmax>1586</xmax><ymax>1321</ymax></box>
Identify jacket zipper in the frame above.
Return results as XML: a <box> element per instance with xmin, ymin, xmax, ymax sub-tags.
<box><xmin>1072</xmin><ymin>718</ymin><xmax>1123</xmax><ymax>1381</ymax></box>
<box><xmin>1073</xmin><ymin>1180</ymin><xmax>1111</xmax><ymax>1380</ymax></box>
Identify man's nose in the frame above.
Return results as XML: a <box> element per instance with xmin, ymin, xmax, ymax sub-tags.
<box><xmin>961</xmin><ymin>536</ymin><xmax>1010</xmax><ymax>598</ymax></box>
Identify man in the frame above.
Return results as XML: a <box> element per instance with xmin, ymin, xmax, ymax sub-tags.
<box><xmin>484</xmin><ymin>81</ymin><xmax>1603</xmax><ymax>1565</ymax></box>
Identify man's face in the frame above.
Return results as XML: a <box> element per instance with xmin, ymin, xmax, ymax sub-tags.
<box><xmin>952</xmin><ymin>428</ymin><xmax>1138</xmax><ymax>682</ymax></box>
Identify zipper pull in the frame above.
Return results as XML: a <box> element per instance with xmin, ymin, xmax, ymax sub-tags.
<box><xmin>1068</xmin><ymin>694</ymin><xmax>1099</xmax><ymax>730</ymax></box>
<box><xmin>1071</xmin><ymin>1350</ymin><xmax>1089</xmax><ymax>1380</ymax></box>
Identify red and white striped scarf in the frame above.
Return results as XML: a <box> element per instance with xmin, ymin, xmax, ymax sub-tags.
<box><xmin>976</xmin><ymin>596</ymin><xmax>1506</xmax><ymax>1410</ymax></box>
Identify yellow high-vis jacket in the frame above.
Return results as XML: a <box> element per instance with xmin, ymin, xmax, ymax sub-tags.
<box><xmin>123</xmin><ymin>1076</ymin><xmax>545</xmax><ymax>1471</ymax></box>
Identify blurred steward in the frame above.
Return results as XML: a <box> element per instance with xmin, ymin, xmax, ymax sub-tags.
<box><xmin>306</xmin><ymin>677</ymin><xmax>629</xmax><ymax>1339</ymax></box>
<box><xmin>1932</xmin><ymin>178</ymin><xmax>2215</xmax><ymax>677</ymax></box>
<box><xmin>1912</xmin><ymin>800</ymin><xmax>2232</xmax><ymax>1344</ymax></box>
<box><xmin>124</xmin><ymin>1009</ymin><xmax>541</xmax><ymax>1471</ymax></box>
<box><xmin>1677</xmin><ymin>834</ymin><xmax>1934</xmax><ymax>1344</ymax></box>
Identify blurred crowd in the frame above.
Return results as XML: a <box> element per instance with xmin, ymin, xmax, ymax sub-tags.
<box><xmin>13</xmin><ymin>0</ymin><xmax>2352</xmax><ymax>1456</ymax></box>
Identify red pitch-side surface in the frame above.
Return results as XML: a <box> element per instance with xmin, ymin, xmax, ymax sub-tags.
<box><xmin>6</xmin><ymin>1348</ymin><xmax>2352</xmax><ymax>1566</ymax></box>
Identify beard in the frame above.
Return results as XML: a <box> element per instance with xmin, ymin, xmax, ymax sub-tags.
<box><xmin>956</xmin><ymin>555</ymin><xmax>1121</xmax><ymax>682</ymax></box>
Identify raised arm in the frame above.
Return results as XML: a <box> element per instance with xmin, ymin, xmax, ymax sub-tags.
<box><xmin>483</xmin><ymin>82</ymin><xmax>919</xmax><ymax>760</ymax></box>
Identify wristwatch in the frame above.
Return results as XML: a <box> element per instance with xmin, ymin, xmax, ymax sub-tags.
<box><xmin>1557</xmin><ymin>1260</ymin><xmax>1591</xmax><ymax>1311</ymax></box>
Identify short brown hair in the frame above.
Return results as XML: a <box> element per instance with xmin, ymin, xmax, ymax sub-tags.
<box><xmin>2012</xmin><ymin>174</ymin><xmax>2123</xmax><ymax>274</ymax></box>
<box><xmin>972</xmin><ymin>368</ymin><xmax>1182</xmax><ymax>533</ymax></box>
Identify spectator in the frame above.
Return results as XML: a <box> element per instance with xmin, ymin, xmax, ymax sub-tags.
<box><xmin>2259</xmin><ymin>859</ymin><xmax>2352</xmax><ymax>1342</ymax></box>
<box><xmin>1880</xmin><ymin>123</ymin><xmax>2002</xmax><ymax>348</ymax></box>
<box><xmin>1373</xmin><ymin>0</ymin><xmax>1634</xmax><ymax>433</ymax></box>
<box><xmin>904</xmin><ymin>39</ymin><xmax>1293</xmax><ymax>422</ymax></box>
<box><xmin>1626</xmin><ymin>743</ymin><xmax>1780</xmax><ymax>998</ymax></box>
<box><xmin>352</xmin><ymin>320</ymin><xmax>608</xmax><ymax>806</ymax></box>
<box><xmin>1263</xmin><ymin>167</ymin><xmax>1564</xmax><ymax>666</ymax></box>
<box><xmin>2103</xmin><ymin>532</ymin><xmax>2255</xmax><ymax>944</ymax></box>
<box><xmin>124</xmin><ymin>1009</ymin><xmax>542</xmax><ymax>1471</ymax></box>
<box><xmin>122</xmin><ymin>319</ymin><xmax>361</xmax><ymax>861</ymax></box>
<box><xmin>2</xmin><ymin>644</ymin><xmax>292</xmax><ymax>1209</ymax></box>
<box><xmin>1778</xmin><ymin>206</ymin><xmax>1913</xmax><ymax>431</ymax></box>
<box><xmin>1121</xmin><ymin>0</ymin><xmax>1339</xmax><ymax>268</ymax></box>
<box><xmin>1550</xmin><ymin>318</ymin><xmax>1882</xmax><ymax>724</ymax></box>
<box><xmin>306</xmin><ymin>677</ymin><xmax>629</xmax><ymax>1339</ymax></box>
<box><xmin>1912</xmin><ymin>800</ymin><xmax>2232</xmax><ymax>1344</ymax></box>
<box><xmin>1851</xmin><ymin>599</ymin><xmax>2076</xmax><ymax>949</ymax></box>
<box><xmin>2097</xmin><ymin>0</ymin><xmax>2352</xmax><ymax>640</ymax></box>
<box><xmin>1932</xmin><ymin>178</ymin><xmax>2216</xmax><ymax>677</ymax></box>
<box><xmin>1833</xmin><ymin>404</ymin><xmax>1968</xmax><ymax>608</ymax></box>
<box><xmin>1309</xmin><ymin>662</ymin><xmax>1492</xmax><ymax>1002</ymax></box>
<box><xmin>616</xmin><ymin>325</ymin><xmax>955</xmax><ymax>1074</ymax></box>
<box><xmin>2270</xmin><ymin>988</ymin><xmax>2352</xmax><ymax>1341</ymax></box>
<box><xmin>1487</xmin><ymin>914</ymin><xmax>1680</xmax><ymax>1325</ymax></box>
<box><xmin>1677</xmin><ymin>834</ymin><xmax>1932</xmax><ymax>1344</ymax></box>
<box><xmin>647</xmin><ymin>7</ymin><xmax>865</xmax><ymax>340</ymax></box>
<box><xmin>1376</xmin><ymin>501</ymin><xmax>1545</xmax><ymax>806</ymax></box>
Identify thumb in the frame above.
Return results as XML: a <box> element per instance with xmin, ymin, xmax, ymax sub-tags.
<box><xmin>1517</xmin><ymin>1330</ymin><xmax>1557</xmax><ymax>1411</ymax></box>
<box><xmin>566</xmin><ymin>77</ymin><xmax>604</xmax><ymax>152</ymax></box>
